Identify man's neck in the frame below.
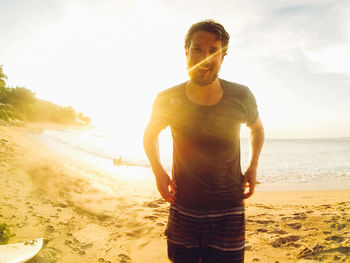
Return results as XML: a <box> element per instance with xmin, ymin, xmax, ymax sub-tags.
<box><xmin>186</xmin><ymin>78</ymin><xmax>223</xmax><ymax>106</ymax></box>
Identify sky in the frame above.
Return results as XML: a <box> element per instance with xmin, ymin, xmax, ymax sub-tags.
<box><xmin>1</xmin><ymin>0</ymin><xmax>349</xmax><ymax>139</ymax></box>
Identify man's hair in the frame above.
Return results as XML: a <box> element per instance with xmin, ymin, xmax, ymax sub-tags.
<box><xmin>185</xmin><ymin>20</ymin><xmax>230</xmax><ymax>56</ymax></box>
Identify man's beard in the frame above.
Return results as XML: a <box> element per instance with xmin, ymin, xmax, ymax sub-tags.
<box><xmin>187</xmin><ymin>64</ymin><xmax>220</xmax><ymax>86</ymax></box>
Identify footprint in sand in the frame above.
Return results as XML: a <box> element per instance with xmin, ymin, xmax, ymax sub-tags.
<box><xmin>138</xmin><ymin>241</ymin><xmax>151</xmax><ymax>249</ymax></box>
<box><xmin>245</xmin><ymin>245</ymin><xmax>252</xmax><ymax>251</ymax></box>
<box><xmin>269</xmin><ymin>229</ymin><xmax>288</xmax><ymax>235</ymax></box>
<box><xmin>297</xmin><ymin>243</ymin><xmax>323</xmax><ymax>259</ymax></box>
<box><xmin>337</xmin><ymin>224</ymin><xmax>347</xmax><ymax>230</ymax></box>
<box><xmin>256</xmin><ymin>228</ymin><xmax>268</xmax><ymax>233</ymax></box>
<box><xmin>143</xmin><ymin>215</ymin><xmax>158</xmax><ymax>221</ymax></box>
<box><xmin>155</xmin><ymin>207</ymin><xmax>169</xmax><ymax>214</ymax></box>
<box><xmin>64</xmin><ymin>240</ymin><xmax>73</xmax><ymax>247</ymax></box>
<box><xmin>45</xmin><ymin>225</ymin><xmax>55</xmax><ymax>233</ymax></box>
<box><xmin>332</xmin><ymin>215</ymin><xmax>341</xmax><ymax>221</ymax></box>
<box><xmin>118</xmin><ymin>253</ymin><xmax>131</xmax><ymax>263</ymax></box>
<box><xmin>333</xmin><ymin>255</ymin><xmax>342</xmax><ymax>261</ymax></box>
<box><xmin>80</xmin><ymin>243</ymin><xmax>93</xmax><ymax>250</ymax></box>
<box><xmin>292</xmin><ymin>212</ymin><xmax>307</xmax><ymax>220</ymax></box>
<box><xmin>155</xmin><ymin>198</ymin><xmax>166</xmax><ymax>204</ymax></box>
<box><xmin>281</xmin><ymin>216</ymin><xmax>292</xmax><ymax>221</ymax></box>
<box><xmin>304</xmin><ymin>227</ymin><xmax>318</xmax><ymax>231</ymax></box>
<box><xmin>286</xmin><ymin>222</ymin><xmax>302</xmax><ymax>230</ymax></box>
<box><xmin>325</xmin><ymin>235</ymin><xmax>345</xmax><ymax>243</ymax></box>
<box><xmin>255</xmin><ymin>219</ymin><xmax>275</xmax><ymax>225</ymax></box>
<box><xmin>271</xmin><ymin>235</ymin><xmax>301</xmax><ymax>248</ymax></box>
<box><xmin>98</xmin><ymin>258</ymin><xmax>111</xmax><ymax>263</ymax></box>
<box><xmin>144</xmin><ymin>199</ymin><xmax>168</xmax><ymax>208</ymax></box>
<box><xmin>335</xmin><ymin>247</ymin><xmax>350</xmax><ymax>254</ymax></box>
<box><xmin>126</xmin><ymin>227</ymin><xmax>145</xmax><ymax>238</ymax></box>
<box><xmin>255</xmin><ymin>203</ymin><xmax>273</xmax><ymax>209</ymax></box>
<box><xmin>145</xmin><ymin>202</ymin><xmax>160</xmax><ymax>208</ymax></box>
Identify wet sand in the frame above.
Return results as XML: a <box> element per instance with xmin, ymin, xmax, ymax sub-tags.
<box><xmin>1</xmin><ymin>124</ymin><xmax>350</xmax><ymax>262</ymax></box>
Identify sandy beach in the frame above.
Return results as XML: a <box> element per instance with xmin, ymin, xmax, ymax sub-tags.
<box><xmin>1</xmin><ymin>124</ymin><xmax>350</xmax><ymax>263</ymax></box>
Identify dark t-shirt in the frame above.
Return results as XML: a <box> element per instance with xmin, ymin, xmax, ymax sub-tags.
<box><xmin>149</xmin><ymin>79</ymin><xmax>258</xmax><ymax>211</ymax></box>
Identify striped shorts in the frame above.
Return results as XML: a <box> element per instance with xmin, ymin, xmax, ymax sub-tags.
<box><xmin>165</xmin><ymin>204</ymin><xmax>245</xmax><ymax>263</ymax></box>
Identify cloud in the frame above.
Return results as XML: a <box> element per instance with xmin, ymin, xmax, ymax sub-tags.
<box><xmin>230</xmin><ymin>0</ymin><xmax>350</xmax><ymax>75</ymax></box>
<box><xmin>1</xmin><ymin>0</ymin><xmax>349</xmax><ymax>137</ymax></box>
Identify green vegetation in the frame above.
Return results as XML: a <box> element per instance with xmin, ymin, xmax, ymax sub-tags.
<box><xmin>0</xmin><ymin>222</ymin><xmax>15</xmax><ymax>244</ymax></box>
<box><xmin>0</xmin><ymin>65</ymin><xmax>91</xmax><ymax>125</ymax></box>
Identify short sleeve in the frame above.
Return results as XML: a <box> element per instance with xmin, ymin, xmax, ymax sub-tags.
<box><xmin>243</xmin><ymin>88</ymin><xmax>259</xmax><ymax>126</ymax></box>
<box><xmin>147</xmin><ymin>93</ymin><xmax>170</xmax><ymax>131</ymax></box>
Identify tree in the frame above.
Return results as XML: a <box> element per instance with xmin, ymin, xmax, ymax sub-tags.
<box><xmin>0</xmin><ymin>66</ymin><xmax>13</xmax><ymax>121</ymax></box>
<box><xmin>0</xmin><ymin>65</ymin><xmax>90</xmax><ymax>125</ymax></box>
<box><xmin>8</xmin><ymin>87</ymin><xmax>36</xmax><ymax>106</ymax></box>
<box><xmin>0</xmin><ymin>65</ymin><xmax>9</xmax><ymax>104</ymax></box>
<box><xmin>0</xmin><ymin>86</ymin><xmax>10</xmax><ymax>104</ymax></box>
<box><xmin>0</xmin><ymin>65</ymin><xmax>7</xmax><ymax>89</ymax></box>
<box><xmin>7</xmin><ymin>87</ymin><xmax>36</xmax><ymax>119</ymax></box>
<box><xmin>60</xmin><ymin>106</ymin><xmax>76</xmax><ymax>123</ymax></box>
<box><xmin>77</xmin><ymin>112</ymin><xmax>91</xmax><ymax>124</ymax></box>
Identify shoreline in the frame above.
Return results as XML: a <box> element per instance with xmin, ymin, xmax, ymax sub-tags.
<box><xmin>27</xmin><ymin>122</ymin><xmax>350</xmax><ymax>192</ymax></box>
<box><xmin>255</xmin><ymin>181</ymin><xmax>350</xmax><ymax>192</ymax></box>
<box><xmin>1</xmin><ymin>124</ymin><xmax>350</xmax><ymax>262</ymax></box>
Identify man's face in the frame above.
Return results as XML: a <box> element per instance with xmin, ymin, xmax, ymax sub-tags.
<box><xmin>186</xmin><ymin>30</ymin><xmax>224</xmax><ymax>86</ymax></box>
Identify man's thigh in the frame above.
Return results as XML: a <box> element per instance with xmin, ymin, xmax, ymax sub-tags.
<box><xmin>202</xmin><ymin>246</ymin><xmax>244</xmax><ymax>263</ymax></box>
<box><xmin>167</xmin><ymin>242</ymin><xmax>245</xmax><ymax>263</ymax></box>
<box><xmin>167</xmin><ymin>241</ymin><xmax>202</xmax><ymax>263</ymax></box>
<box><xmin>166</xmin><ymin>205</ymin><xmax>245</xmax><ymax>263</ymax></box>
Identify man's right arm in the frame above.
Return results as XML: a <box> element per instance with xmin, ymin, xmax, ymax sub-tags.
<box><xmin>143</xmin><ymin>124</ymin><xmax>176</xmax><ymax>204</ymax></box>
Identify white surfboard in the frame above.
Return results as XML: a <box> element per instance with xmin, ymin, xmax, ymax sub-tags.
<box><xmin>0</xmin><ymin>237</ymin><xmax>43</xmax><ymax>263</ymax></box>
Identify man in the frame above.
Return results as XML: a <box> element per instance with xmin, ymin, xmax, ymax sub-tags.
<box><xmin>143</xmin><ymin>20</ymin><xmax>264</xmax><ymax>263</ymax></box>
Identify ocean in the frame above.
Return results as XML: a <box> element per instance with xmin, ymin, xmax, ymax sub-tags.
<box><xmin>28</xmin><ymin>127</ymin><xmax>350</xmax><ymax>191</ymax></box>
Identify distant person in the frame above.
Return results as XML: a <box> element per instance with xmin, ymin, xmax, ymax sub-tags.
<box><xmin>143</xmin><ymin>20</ymin><xmax>264</xmax><ymax>263</ymax></box>
<box><xmin>113</xmin><ymin>157</ymin><xmax>123</xmax><ymax>166</ymax></box>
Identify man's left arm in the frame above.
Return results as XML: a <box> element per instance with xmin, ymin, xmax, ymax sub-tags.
<box><xmin>242</xmin><ymin>117</ymin><xmax>265</xmax><ymax>199</ymax></box>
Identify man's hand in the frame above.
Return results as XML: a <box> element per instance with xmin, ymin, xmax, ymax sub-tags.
<box><xmin>155</xmin><ymin>170</ymin><xmax>177</xmax><ymax>205</ymax></box>
<box><xmin>143</xmin><ymin>124</ymin><xmax>177</xmax><ymax>205</ymax></box>
<box><xmin>242</xmin><ymin>166</ymin><xmax>257</xmax><ymax>199</ymax></box>
<box><xmin>243</xmin><ymin>117</ymin><xmax>264</xmax><ymax>199</ymax></box>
